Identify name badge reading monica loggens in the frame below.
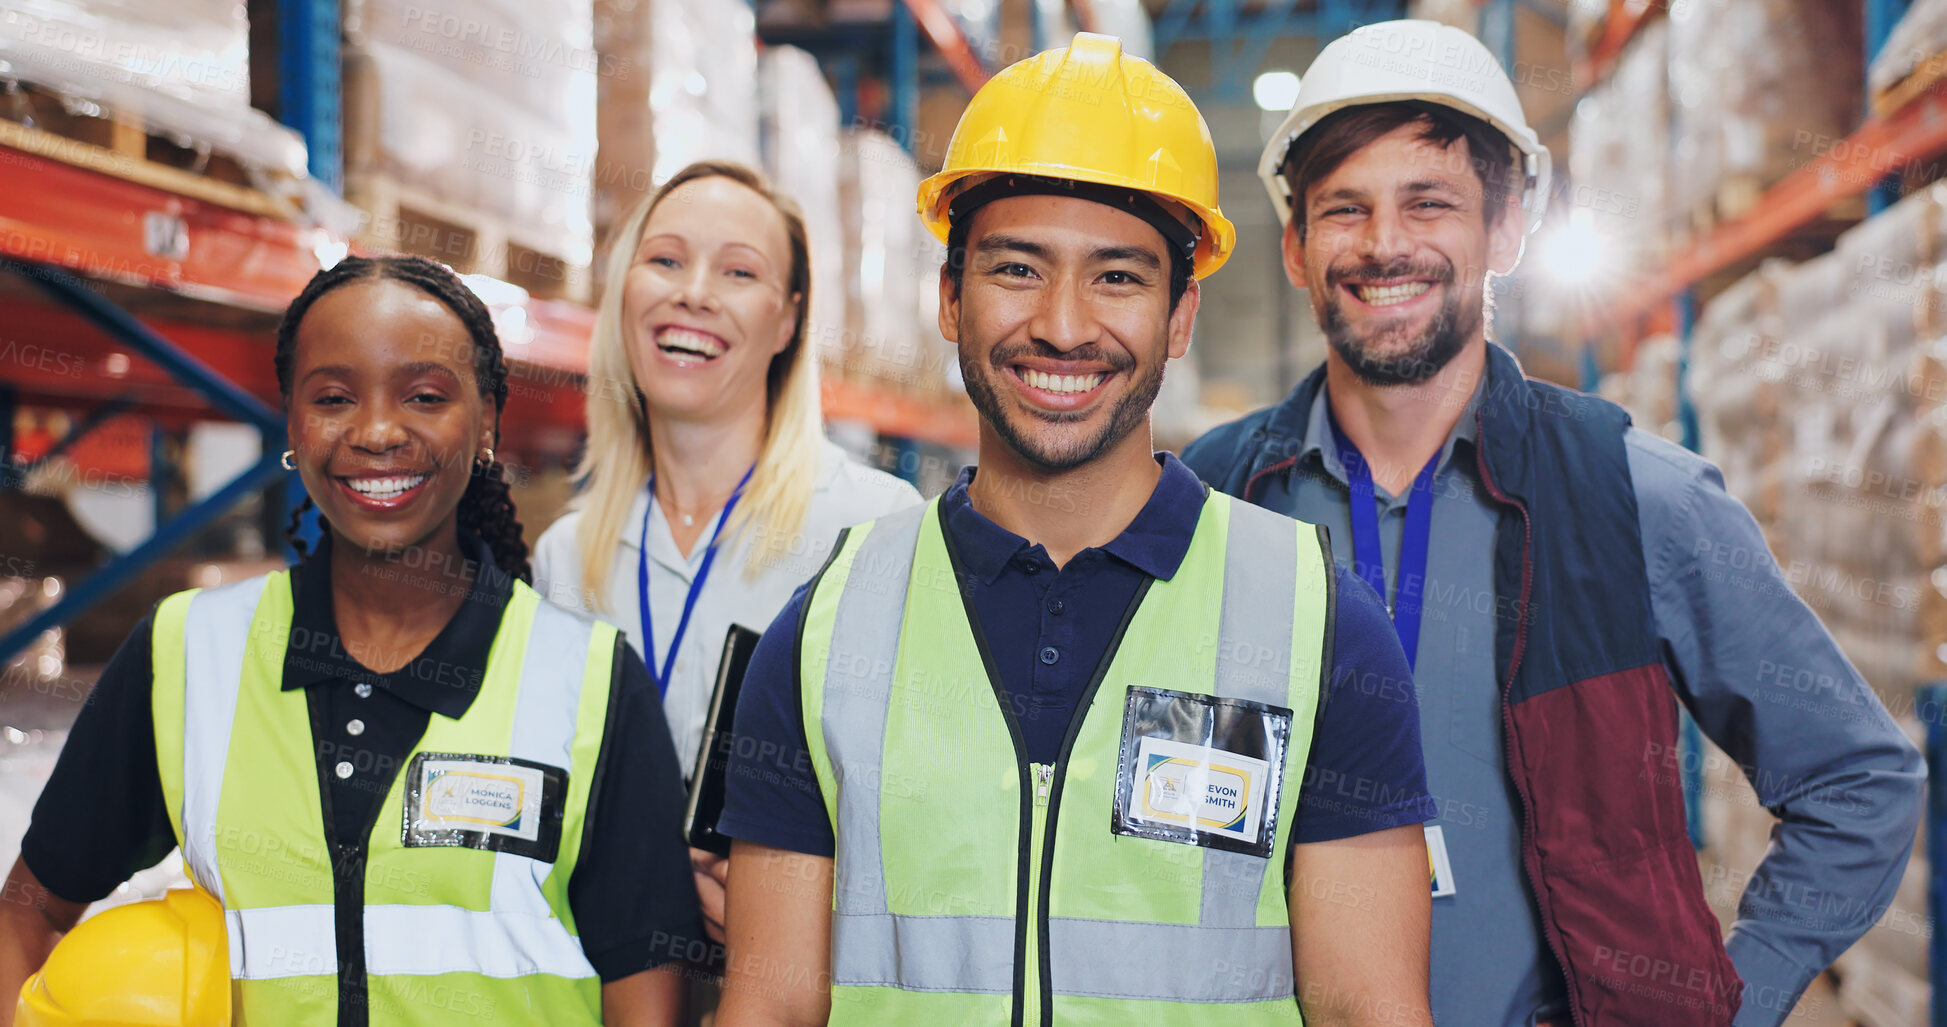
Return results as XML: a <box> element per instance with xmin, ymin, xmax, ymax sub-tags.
<box><xmin>402</xmin><ymin>752</ymin><xmax>566</xmax><ymax>862</ymax></box>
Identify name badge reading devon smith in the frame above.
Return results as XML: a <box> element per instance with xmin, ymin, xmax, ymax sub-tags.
<box><xmin>402</xmin><ymin>752</ymin><xmax>567</xmax><ymax>863</ymax></box>
<box><xmin>1112</xmin><ymin>686</ymin><xmax>1292</xmax><ymax>859</ymax></box>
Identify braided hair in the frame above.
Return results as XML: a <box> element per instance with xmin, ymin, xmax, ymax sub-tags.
<box><xmin>274</xmin><ymin>255</ymin><xmax>532</xmax><ymax>582</ymax></box>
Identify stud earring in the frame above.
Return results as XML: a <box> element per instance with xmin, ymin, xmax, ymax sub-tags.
<box><xmin>479</xmin><ymin>448</ymin><xmax>495</xmax><ymax>465</ymax></box>
<box><xmin>280</xmin><ymin>450</ymin><xmax>296</xmax><ymax>471</ymax></box>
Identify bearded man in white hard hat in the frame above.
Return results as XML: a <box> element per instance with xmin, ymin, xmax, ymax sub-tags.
<box><xmin>1185</xmin><ymin>19</ymin><xmax>1923</xmax><ymax>1027</ymax></box>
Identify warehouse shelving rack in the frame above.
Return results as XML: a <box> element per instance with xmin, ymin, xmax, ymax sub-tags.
<box><xmin>0</xmin><ymin>140</ymin><xmax>607</xmax><ymax>665</ymax></box>
<box><xmin>0</xmin><ymin>0</ymin><xmax>991</xmax><ymax>667</ymax></box>
<box><xmin>1577</xmin><ymin>0</ymin><xmax>1947</xmax><ymax>1020</ymax></box>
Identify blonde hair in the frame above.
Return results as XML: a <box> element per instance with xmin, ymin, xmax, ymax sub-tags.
<box><xmin>573</xmin><ymin>160</ymin><xmax>823</xmax><ymax>607</ymax></box>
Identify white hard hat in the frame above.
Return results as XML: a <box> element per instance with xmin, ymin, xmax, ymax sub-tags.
<box><xmin>1259</xmin><ymin>19</ymin><xmax>1552</xmax><ymax>235</ymax></box>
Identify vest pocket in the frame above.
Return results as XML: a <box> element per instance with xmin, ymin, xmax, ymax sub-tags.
<box><xmin>1111</xmin><ymin>686</ymin><xmax>1291</xmax><ymax>859</ymax></box>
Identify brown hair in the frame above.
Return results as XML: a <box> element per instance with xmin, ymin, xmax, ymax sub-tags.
<box><xmin>1282</xmin><ymin>101</ymin><xmax>1517</xmax><ymax>240</ymax></box>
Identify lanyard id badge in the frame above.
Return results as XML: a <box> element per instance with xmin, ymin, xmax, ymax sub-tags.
<box><xmin>1328</xmin><ymin>414</ymin><xmax>1438</xmax><ymax>672</ymax></box>
<box><xmin>1111</xmin><ymin>686</ymin><xmax>1293</xmax><ymax>859</ymax></box>
<box><xmin>637</xmin><ymin>464</ymin><xmax>756</xmax><ymax>697</ymax></box>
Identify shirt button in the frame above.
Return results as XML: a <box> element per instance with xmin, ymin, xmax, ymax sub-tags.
<box><xmin>1022</xmin><ymin>559</ymin><xmax>1040</xmax><ymax>574</ymax></box>
<box><xmin>346</xmin><ymin>719</ymin><xmax>365</xmax><ymax>737</ymax></box>
<box><xmin>1039</xmin><ymin>646</ymin><xmax>1059</xmax><ymax>665</ymax></box>
<box><xmin>334</xmin><ymin>761</ymin><xmax>354</xmax><ymax>779</ymax></box>
<box><xmin>354</xmin><ymin>683</ymin><xmax>373</xmax><ymax>698</ymax></box>
<box><xmin>1048</xmin><ymin>598</ymin><xmax>1065</xmax><ymax>615</ymax></box>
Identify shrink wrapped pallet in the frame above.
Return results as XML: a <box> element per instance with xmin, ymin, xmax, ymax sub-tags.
<box><xmin>1665</xmin><ymin>0</ymin><xmax>1862</xmax><ymax>235</ymax></box>
<box><xmin>837</xmin><ymin>129</ymin><xmax>951</xmax><ymax>394</ymax></box>
<box><xmin>1689</xmin><ymin>186</ymin><xmax>1947</xmax><ymax>1027</ymax></box>
<box><xmin>341</xmin><ymin>0</ymin><xmax>597</xmax><ymax>295</ymax></box>
<box><xmin>1871</xmin><ymin>0</ymin><xmax>1947</xmax><ymax>98</ymax></box>
<box><xmin>592</xmin><ymin>0</ymin><xmax>759</xmax><ymax>275</ymax></box>
<box><xmin>0</xmin><ymin>0</ymin><xmax>306</xmax><ymax>175</ymax></box>
<box><xmin>1596</xmin><ymin>333</ymin><xmax>1679</xmax><ymax>442</ymax></box>
<box><xmin>760</xmin><ymin>46</ymin><xmax>845</xmax><ymax>368</ymax></box>
<box><xmin>1568</xmin><ymin>19</ymin><xmax>1668</xmax><ymax>276</ymax></box>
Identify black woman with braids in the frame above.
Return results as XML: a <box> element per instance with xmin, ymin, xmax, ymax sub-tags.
<box><xmin>0</xmin><ymin>256</ymin><xmax>702</xmax><ymax>1027</ymax></box>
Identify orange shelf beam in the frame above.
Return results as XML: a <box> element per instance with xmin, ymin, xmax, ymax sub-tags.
<box><xmin>1</xmin><ymin>139</ymin><xmax>982</xmax><ymax>455</ymax></box>
<box><xmin>901</xmin><ymin>0</ymin><xmax>991</xmax><ymax>94</ymax></box>
<box><xmin>822</xmin><ymin>375</ymin><xmax>978</xmax><ymax>448</ymax></box>
<box><xmin>0</xmin><ymin>143</ymin><xmax>323</xmax><ymax>311</ymax></box>
<box><xmin>1607</xmin><ymin>78</ymin><xmax>1947</xmax><ymax>350</ymax></box>
<box><xmin>1576</xmin><ymin>0</ymin><xmax>1665</xmax><ymax>91</ymax></box>
<box><xmin>0</xmin><ymin>140</ymin><xmax>606</xmax><ymax>461</ymax></box>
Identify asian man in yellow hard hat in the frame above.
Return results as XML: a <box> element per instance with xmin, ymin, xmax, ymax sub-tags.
<box><xmin>714</xmin><ymin>33</ymin><xmax>1439</xmax><ymax>1027</ymax></box>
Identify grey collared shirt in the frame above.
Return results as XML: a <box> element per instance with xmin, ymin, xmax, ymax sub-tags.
<box><xmin>1246</xmin><ymin>384</ymin><xmax>1923</xmax><ymax>1027</ymax></box>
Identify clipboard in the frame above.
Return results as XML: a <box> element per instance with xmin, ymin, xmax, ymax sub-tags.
<box><xmin>684</xmin><ymin>623</ymin><xmax>762</xmax><ymax>856</ymax></box>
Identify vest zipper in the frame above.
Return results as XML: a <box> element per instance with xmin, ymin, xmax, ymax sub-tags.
<box><xmin>1023</xmin><ymin>763</ymin><xmax>1055</xmax><ymax>1027</ymax></box>
<box><xmin>938</xmin><ymin>523</ymin><xmax>1153</xmax><ymax>1027</ymax></box>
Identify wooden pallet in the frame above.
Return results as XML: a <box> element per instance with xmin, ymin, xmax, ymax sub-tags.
<box><xmin>1874</xmin><ymin>47</ymin><xmax>1947</xmax><ymax>118</ymax></box>
<box><xmin>344</xmin><ymin>172</ymin><xmax>591</xmax><ymax>305</ymax></box>
<box><xmin>1673</xmin><ymin>173</ymin><xmax>1868</xmax><ymax>253</ymax></box>
<box><xmin>0</xmin><ymin>82</ymin><xmax>299</xmax><ymax>220</ymax></box>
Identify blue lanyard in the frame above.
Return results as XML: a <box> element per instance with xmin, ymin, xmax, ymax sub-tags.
<box><xmin>1328</xmin><ymin>417</ymin><xmax>1439</xmax><ymax>672</ymax></box>
<box><xmin>636</xmin><ymin>464</ymin><xmax>755</xmax><ymax>697</ymax></box>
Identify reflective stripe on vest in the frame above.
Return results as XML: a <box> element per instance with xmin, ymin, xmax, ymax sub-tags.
<box><xmin>803</xmin><ymin>492</ymin><xmax>1329</xmax><ymax>1025</ymax></box>
<box><xmin>151</xmin><ymin>573</ymin><xmax>613</xmax><ymax>1026</ymax></box>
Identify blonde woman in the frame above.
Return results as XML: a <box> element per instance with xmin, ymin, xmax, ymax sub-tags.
<box><xmin>533</xmin><ymin>160</ymin><xmax>919</xmax><ymax>943</ymax></box>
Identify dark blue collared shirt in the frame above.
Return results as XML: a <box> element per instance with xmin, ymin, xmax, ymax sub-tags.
<box><xmin>720</xmin><ymin>453</ymin><xmax>1435</xmax><ymax>856</ymax></box>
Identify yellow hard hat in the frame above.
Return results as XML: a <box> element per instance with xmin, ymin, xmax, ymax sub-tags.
<box><xmin>916</xmin><ymin>32</ymin><xmax>1236</xmax><ymax>278</ymax></box>
<box><xmin>17</xmin><ymin>889</ymin><xmax>231</xmax><ymax>1027</ymax></box>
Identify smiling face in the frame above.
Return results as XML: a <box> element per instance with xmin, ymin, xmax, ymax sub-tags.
<box><xmin>623</xmin><ymin>175</ymin><xmax>801</xmax><ymax>424</ymax></box>
<box><xmin>1287</xmin><ymin>123</ymin><xmax>1522</xmax><ymax>387</ymax></box>
<box><xmin>287</xmin><ymin>280</ymin><xmax>493</xmax><ymax>557</ymax></box>
<box><xmin>941</xmin><ymin>193</ymin><xmax>1197</xmax><ymax>473</ymax></box>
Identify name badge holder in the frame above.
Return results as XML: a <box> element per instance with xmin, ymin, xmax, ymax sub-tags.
<box><xmin>1111</xmin><ymin>686</ymin><xmax>1293</xmax><ymax>859</ymax></box>
<box><xmin>401</xmin><ymin>751</ymin><xmax>567</xmax><ymax>863</ymax></box>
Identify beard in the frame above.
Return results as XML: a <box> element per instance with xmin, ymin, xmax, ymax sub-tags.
<box><xmin>960</xmin><ymin>335</ymin><xmax>1161</xmax><ymax>473</ymax></box>
<box><xmin>1317</xmin><ymin>257</ymin><xmax>1480</xmax><ymax>387</ymax></box>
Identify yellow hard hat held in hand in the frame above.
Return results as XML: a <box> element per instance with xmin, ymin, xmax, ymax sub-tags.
<box><xmin>916</xmin><ymin>31</ymin><xmax>1236</xmax><ymax>279</ymax></box>
<box><xmin>17</xmin><ymin>888</ymin><xmax>231</xmax><ymax>1027</ymax></box>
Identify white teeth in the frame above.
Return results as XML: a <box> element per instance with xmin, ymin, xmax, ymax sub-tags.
<box><xmin>347</xmin><ymin>474</ymin><xmax>428</xmax><ymax>499</ymax></box>
<box><xmin>1354</xmin><ymin>282</ymin><xmax>1433</xmax><ymax>307</ymax></box>
<box><xmin>656</xmin><ymin>327</ymin><xmax>726</xmax><ymax>359</ymax></box>
<box><xmin>1021</xmin><ymin>369</ymin><xmax>1105</xmax><ymax>395</ymax></box>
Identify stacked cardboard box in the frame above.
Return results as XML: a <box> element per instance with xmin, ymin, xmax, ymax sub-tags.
<box><xmin>592</xmin><ymin>0</ymin><xmax>759</xmax><ymax>277</ymax></box>
<box><xmin>0</xmin><ymin>0</ymin><xmax>307</xmax><ymax>178</ymax></box>
<box><xmin>1689</xmin><ymin>184</ymin><xmax>1947</xmax><ymax>1027</ymax></box>
<box><xmin>1596</xmin><ymin>333</ymin><xmax>1680</xmax><ymax>442</ymax></box>
<box><xmin>1872</xmin><ymin>0</ymin><xmax>1947</xmax><ymax>100</ymax></box>
<box><xmin>1568</xmin><ymin>18</ymin><xmax>1670</xmax><ymax>276</ymax></box>
<box><xmin>1665</xmin><ymin>0</ymin><xmax>1862</xmax><ymax>234</ymax></box>
<box><xmin>760</xmin><ymin>46</ymin><xmax>846</xmax><ymax>370</ymax></box>
<box><xmin>342</xmin><ymin>0</ymin><xmax>598</xmax><ymax>298</ymax></box>
<box><xmin>836</xmin><ymin>129</ymin><xmax>953</xmax><ymax>395</ymax></box>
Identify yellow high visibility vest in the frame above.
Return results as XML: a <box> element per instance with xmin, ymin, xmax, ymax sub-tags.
<box><xmin>801</xmin><ymin>491</ymin><xmax>1332</xmax><ymax>1025</ymax></box>
<box><xmin>151</xmin><ymin>572</ymin><xmax>614</xmax><ymax>1025</ymax></box>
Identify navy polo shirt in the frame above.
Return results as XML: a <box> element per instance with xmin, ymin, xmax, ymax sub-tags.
<box><xmin>20</xmin><ymin>532</ymin><xmax>703</xmax><ymax>988</ymax></box>
<box><xmin>718</xmin><ymin>453</ymin><xmax>1435</xmax><ymax>857</ymax></box>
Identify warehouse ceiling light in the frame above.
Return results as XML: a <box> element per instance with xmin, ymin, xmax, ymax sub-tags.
<box><xmin>1253</xmin><ymin>71</ymin><xmax>1301</xmax><ymax>113</ymax></box>
<box><xmin>1539</xmin><ymin>209</ymin><xmax>1606</xmax><ymax>285</ymax></box>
